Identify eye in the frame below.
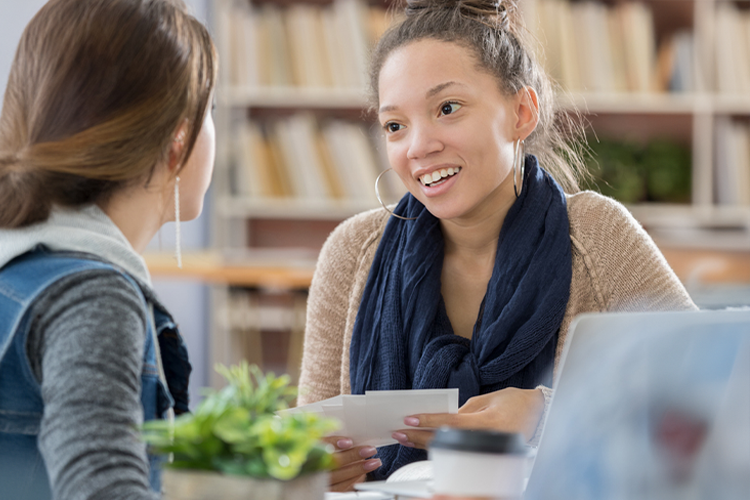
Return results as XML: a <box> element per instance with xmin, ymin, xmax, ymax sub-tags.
<box><xmin>384</xmin><ymin>122</ymin><xmax>404</xmax><ymax>134</ymax></box>
<box><xmin>440</xmin><ymin>101</ymin><xmax>462</xmax><ymax>116</ymax></box>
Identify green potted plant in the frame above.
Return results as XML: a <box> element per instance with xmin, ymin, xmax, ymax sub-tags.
<box><xmin>142</xmin><ymin>362</ymin><xmax>337</xmax><ymax>500</ymax></box>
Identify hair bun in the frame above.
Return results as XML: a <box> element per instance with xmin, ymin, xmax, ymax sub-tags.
<box><xmin>404</xmin><ymin>0</ymin><xmax>513</xmax><ymax>30</ymax></box>
<box><xmin>0</xmin><ymin>154</ymin><xmax>18</xmax><ymax>167</ymax></box>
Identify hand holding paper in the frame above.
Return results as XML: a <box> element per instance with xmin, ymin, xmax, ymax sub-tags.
<box><xmin>392</xmin><ymin>387</ymin><xmax>546</xmax><ymax>450</ymax></box>
<box><xmin>284</xmin><ymin>389</ymin><xmax>459</xmax><ymax>447</ymax></box>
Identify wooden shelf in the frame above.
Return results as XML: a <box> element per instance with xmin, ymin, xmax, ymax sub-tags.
<box><xmin>628</xmin><ymin>203</ymin><xmax>750</xmax><ymax>230</ymax></box>
<box><xmin>144</xmin><ymin>247</ymin><xmax>750</xmax><ymax>293</ymax></box>
<box><xmin>562</xmin><ymin>92</ymin><xmax>705</xmax><ymax>114</ymax></box>
<box><xmin>661</xmin><ymin>246</ymin><xmax>750</xmax><ymax>285</ymax></box>
<box><xmin>711</xmin><ymin>94</ymin><xmax>750</xmax><ymax>114</ymax></box>
<box><xmin>145</xmin><ymin>252</ymin><xmax>314</xmax><ymax>289</ymax></box>
<box><xmin>220</xmin><ymin>86</ymin><xmax>368</xmax><ymax>109</ymax></box>
<box><xmin>221</xmin><ymin>87</ymin><xmax>750</xmax><ymax>115</ymax></box>
<box><xmin>217</xmin><ymin>196</ymin><xmax>381</xmax><ymax>220</ymax></box>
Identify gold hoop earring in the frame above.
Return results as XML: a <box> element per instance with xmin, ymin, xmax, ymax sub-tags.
<box><xmin>513</xmin><ymin>139</ymin><xmax>525</xmax><ymax>199</ymax></box>
<box><xmin>375</xmin><ymin>168</ymin><xmax>417</xmax><ymax>221</ymax></box>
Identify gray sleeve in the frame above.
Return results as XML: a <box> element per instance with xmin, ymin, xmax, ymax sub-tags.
<box><xmin>26</xmin><ymin>271</ymin><xmax>160</xmax><ymax>500</ymax></box>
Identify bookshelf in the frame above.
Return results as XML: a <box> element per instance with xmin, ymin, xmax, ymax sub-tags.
<box><xmin>204</xmin><ymin>0</ymin><xmax>750</xmax><ymax>385</ymax></box>
<box><xmin>207</xmin><ymin>0</ymin><xmax>399</xmax><ymax>384</ymax></box>
<box><xmin>524</xmin><ymin>0</ymin><xmax>750</xmax><ymax>239</ymax></box>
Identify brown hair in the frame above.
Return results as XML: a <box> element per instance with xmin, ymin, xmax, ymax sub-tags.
<box><xmin>0</xmin><ymin>0</ymin><xmax>218</xmax><ymax>228</ymax></box>
<box><xmin>369</xmin><ymin>0</ymin><xmax>587</xmax><ymax>193</ymax></box>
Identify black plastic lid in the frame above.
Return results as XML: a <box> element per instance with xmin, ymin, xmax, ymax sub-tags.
<box><xmin>429</xmin><ymin>427</ymin><xmax>527</xmax><ymax>455</ymax></box>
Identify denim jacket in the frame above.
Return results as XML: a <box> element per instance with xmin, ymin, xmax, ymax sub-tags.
<box><xmin>0</xmin><ymin>248</ymin><xmax>191</xmax><ymax>499</ymax></box>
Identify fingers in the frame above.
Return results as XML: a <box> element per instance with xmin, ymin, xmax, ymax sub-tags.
<box><xmin>328</xmin><ymin>443</ymin><xmax>381</xmax><ymax>490</ymax></box>
<box><xmin>329</xmin><ymin>472</ymin><xmax>367</xmax><ymax>493</ymax></box>
<box><xmin>333</xmin><ymin>445</ymin><xmax>377</xmax><ymax>468</ymax></box>
<box><xmin>458</xmin><ymin>393</ymin><xmax>492</xmax><ymax>413</ymax></box>
<box><xmin>404</xmin><ymin>413</ymin><xmax>476</xmax><ymax>429</ymax></box>
<box><xmin>322</xmin><ymin>436</ymin><xmax>354</xmax><ymax>451</ymax></box>
<box><xmin>329</xmin><ymin>457</ymin><xmax>382</xmax><ymax>488</ymax></box>
<box><xmin>404</xmin><ymin>412</ymin><xmax>470</xmax><ymax>429</ymax></box>
<box><xmin>392</xmin><ymin>429</ymin><xmax>434</xmax><ymax>450</ymax></box>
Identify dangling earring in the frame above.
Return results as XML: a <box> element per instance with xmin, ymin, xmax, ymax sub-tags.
<box><xmin>375</xmin><ymin>168</ymin><xmax>417</xmax><ymax>221</ymax></box>
<box><xmin>172</xmin><ymin>128</ymin><xmax>186</xmax><ymax>269</ymax></box>
<box><xmin>174</xmin><ymin>176</ymin><xmax>182</xmax><ymax>269</ymax></box>
<box><xmin>513</xmin><ymin>138</ymin><xmax>525</xmax><ymax>199</ymax></box>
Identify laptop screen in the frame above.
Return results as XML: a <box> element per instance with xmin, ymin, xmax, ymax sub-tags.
<box><xmin>525</xmin><ymin>310</ymin><xmax>750</xmax><ymax>500</ymax></box>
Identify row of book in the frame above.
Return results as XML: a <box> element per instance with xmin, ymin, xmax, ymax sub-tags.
<box><xmin>231</xmin><ymin>114</ymin><xmax>405</xmax><ymax>203</ymax></box>
<box><xmin>222</xmin><ymin>288</ymin><xmax>308</xmax><ymax>383</ymax></box>
<box><xmin>715</xmin><ymin>118</ymin><xmax>750</xmax><ymax>206</ymax></box>
<box><xmin>715</xmin><ymin>3</ymin><xmax>750</xmax><ymax>95</ymax></box>
<box><xmin>218</xmin><ymin>0</ymin><xmax>393</xmax><ymax>89</ymax></box>
<box><xmin>528</xmin><ymin>0</ymin><xmax>698</xmax><ymax>94</ymax></box>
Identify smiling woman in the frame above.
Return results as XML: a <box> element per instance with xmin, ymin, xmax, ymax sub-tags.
<box><xmin>297</xmin><ymin>0</ymin><xmax>697</xmax><ymax>491</ymax></box>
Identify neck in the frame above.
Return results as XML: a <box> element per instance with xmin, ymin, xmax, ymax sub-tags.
<box><xmin>440</xmin><ymin>181</ymin><xmax>516</xmax><ymax>258</ymax></box>
<box><xmin>98</xmin><ymin>185</ymin><xmax>169</xmax><ymax>254</ymax></box>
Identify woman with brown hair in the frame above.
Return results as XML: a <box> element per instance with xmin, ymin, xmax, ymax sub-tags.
<box><xmin>298</xmin><ymin>0</ymin><xmax>696</xmax><ymax>490</ymax></box>
<box><xmin>0</xmin><ymin>0</ymin><xmax>217</xmax><ymax>498</ymax></box>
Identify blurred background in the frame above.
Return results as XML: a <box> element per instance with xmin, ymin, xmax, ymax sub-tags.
<box><xmin>2</xmin><ymin>0</ymin><xmax>750</xmax><ymax>407</ymax></box>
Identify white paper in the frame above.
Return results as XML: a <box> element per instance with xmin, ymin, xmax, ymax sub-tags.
<box><xmin>325</xmin><ymin>491</ymin><xmax>393</xmax><ymax>500</ymax></box>
<box><xmin>365</xmin><ymin>389</ymin><xmax>459</xmax><ymax>446</ymax></box>
<box><xmin>285</xmin><ymin>389</ymin><xmax>459</xmax><ymax>446</ymax></box>
<box><xmin>355</xmin><ymin>479</ymin><xmax>433</xmax><ymax>499</ymax></box>
<box><xmin>342</xmin><ymin>395</ymin><xmax>369</xmax><ymax>444</ymax></box>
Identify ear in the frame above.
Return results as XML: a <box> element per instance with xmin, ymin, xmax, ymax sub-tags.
<box><xmin>512</xmin><ymin>86</ymin><xmax>540</xmax><ymax>141</ymax></box>
<box><xmin>167</xmin><ymin>121</ymin><xmax>189</xmax><ymax>173</ymax></box>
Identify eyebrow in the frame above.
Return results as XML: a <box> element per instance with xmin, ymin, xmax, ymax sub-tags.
<box><xmin>379</xmin><ymin>81</ymin><xmax>467</xmax><ymax>114</ymax></box>
<box><xmin>426</xmin><ymin>81</ymin><xmax>465</xmax><ymax>98</ymax></box>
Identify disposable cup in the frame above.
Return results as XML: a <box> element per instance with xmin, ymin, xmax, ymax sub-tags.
<box><xmin>429</xmin><ymin>428</ymin><xmax>528</xmax><ymax>499</ymax></box>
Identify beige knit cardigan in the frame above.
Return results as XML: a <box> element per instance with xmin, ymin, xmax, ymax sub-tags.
<box><xmin>298</xmin><ymin>191</ymin><xmax>697</xmax><ymax>406</ymax></box>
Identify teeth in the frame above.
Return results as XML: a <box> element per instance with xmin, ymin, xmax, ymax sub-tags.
<box><xmin>420</xmin><ymin>167</ymin><xmax>461</xmax><ymax>186</ymax></box>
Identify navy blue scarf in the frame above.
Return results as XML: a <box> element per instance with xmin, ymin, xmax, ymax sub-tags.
<box><xmin>349</xmin><ymin>156</ymin><xmax>572</xmax><ymax>479</ymax></box>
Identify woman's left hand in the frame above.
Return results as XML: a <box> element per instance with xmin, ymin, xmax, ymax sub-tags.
<box><xmin>391</xmin><ymin>387</ymin><xmax>545</xmax><ymax>450</ymax></box>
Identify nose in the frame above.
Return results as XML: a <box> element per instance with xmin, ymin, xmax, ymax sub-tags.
<box><xmin>406</xmin><ymin>123</ymin><xmax>444</xmax><ymax>160</ymax></box>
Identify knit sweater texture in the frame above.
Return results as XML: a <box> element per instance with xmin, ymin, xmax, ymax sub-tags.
<box><xmin>298</xmin><ymin>191</ymin><xmax>697</xmax><ymax>406</ymax></box>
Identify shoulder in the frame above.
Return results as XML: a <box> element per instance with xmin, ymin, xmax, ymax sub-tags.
<box><xmin>565</xmin><ymin>190</ymin><xmax>647</xmax><ymax>251</ymax></box>
<box><xmin>566</xmin><ymin>190</ymin><xmax>640</xmax><ymax>233</ymax></box>
<box><xmin>564</xmin><ymin>190</ymin><xmax>695</xmax><ymax>310</ymax></box>
<box><xmin>309</xmin><ymin>207</ymin><xmax>390</xmax><ymax>314</ymax></box>
<box><xmin>31</xmin><ymin>268</ymin><xmax>148</xmax><ymax>336</ymax></box>
<box><xmin>27</xmin><ymin>269</ymin><xmax>148</xmax><ymax>382</ymax></box>
<box><xmin>38</xmin><ymin>268</ymin><xmax>146</xmax><ymax>315</ymax></box>
<box><xmin>319</xmin><ymin>207</ymin><xmax>391</xmax><ymax>263</ymax></box>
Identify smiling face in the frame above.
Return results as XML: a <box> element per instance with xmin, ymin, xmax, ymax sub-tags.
<box><xmin>378</xmin><ymin>39</ymin><xmax>522</xmax><ymax>222</ymax></box>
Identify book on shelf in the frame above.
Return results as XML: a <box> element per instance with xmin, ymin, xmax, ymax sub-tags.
<box><xmin>659</xmin><ymin>31</ymin><xmax>697</xmax><ymax>93</ymax></box>
<box><xmin>714</xmin><ymin>118</ymin><xmax>750</xmax><ymax>207</ymax></box>
<box><xmin>222</xmin><ymin>288</ymin><xmax>308</xmax><ymax>383</ymax></box>
<box><xmin>221</xmin><ymin>0</ymin><xmax>391</xmax><ymax>90</ymax></box>
<box><xmin>231</xmin><ymin>115</ymin><xmax>402</xmax><ymax>205</ymax></box>
<box><xmin>527</xmin><ymin>0</ymin><xmax>697</xmax><ymax>95</ymax></box>
<box><xmin>715</xmin><ymin>2</ymin><xmax>750</xmax><ymax>96</ymax></box>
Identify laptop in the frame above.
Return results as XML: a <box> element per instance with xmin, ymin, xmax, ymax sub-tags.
<box><xmin>525</xmin><ymin>309</ymin><xmax>750</xmax><ymax>500</ymax></box>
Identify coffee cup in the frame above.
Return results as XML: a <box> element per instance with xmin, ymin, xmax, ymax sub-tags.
<box><xmin>429</xmin><ymin>427</ymin><xmax>528</xmax><ymax>499</ymax></box>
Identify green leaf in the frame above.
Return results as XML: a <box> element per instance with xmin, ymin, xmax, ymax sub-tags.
<box><xmin>139</xmin><ymin>362</ymin><xmax>335</xmax><ymax>480</ymax></box>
